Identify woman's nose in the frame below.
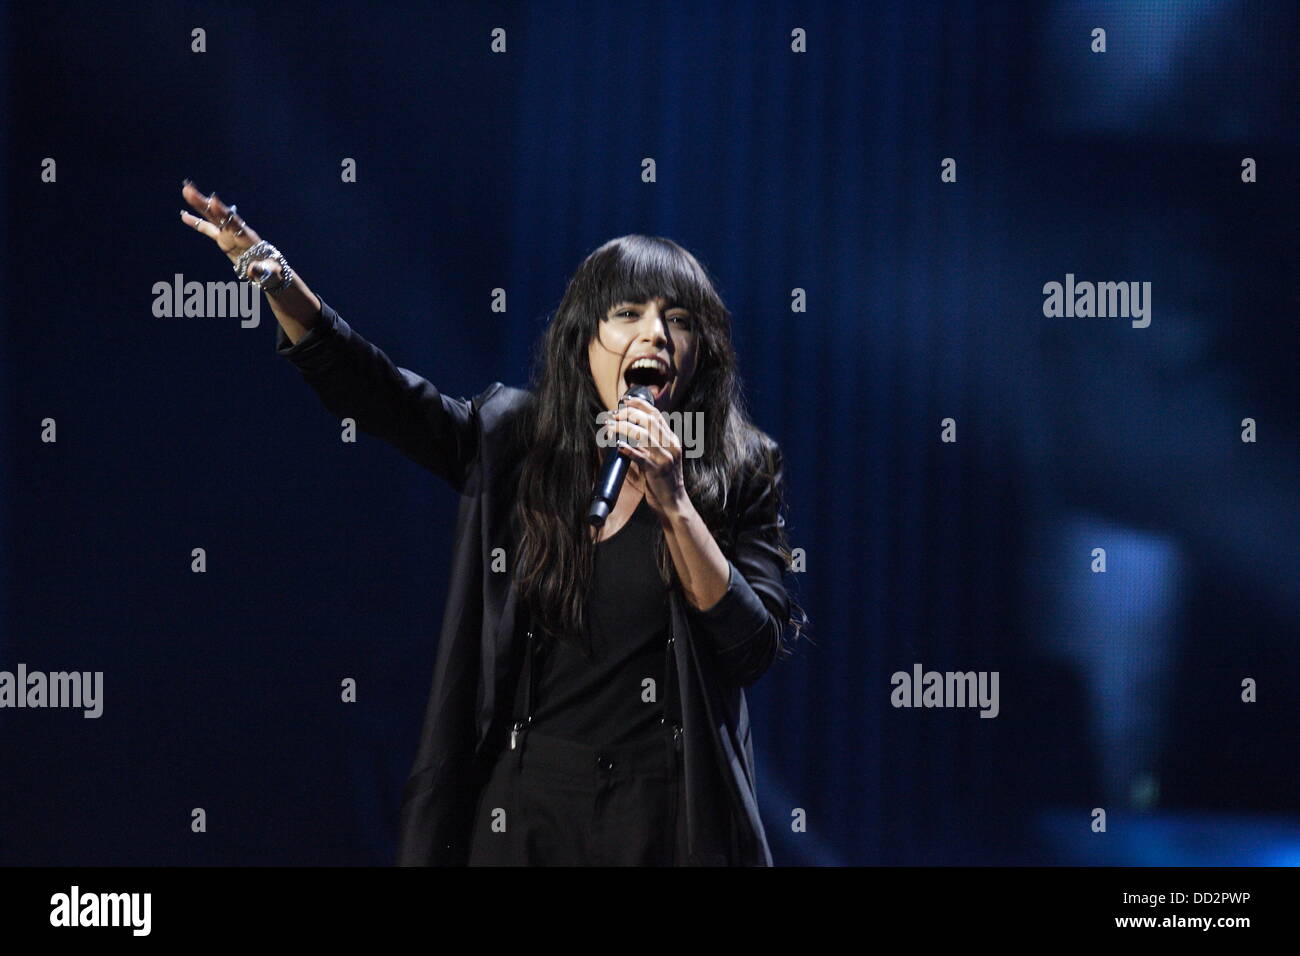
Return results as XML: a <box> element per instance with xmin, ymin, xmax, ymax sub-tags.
<box><xmin>638</xmin><ymin>315</ymin><xmax>669</xmax><ymax>345</ymax></box>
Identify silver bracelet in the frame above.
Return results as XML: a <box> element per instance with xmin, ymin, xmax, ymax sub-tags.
<box><xmin>233</xmin><ymin>241</ymin><xmax>295</xmax><ymax>295</ymax></box>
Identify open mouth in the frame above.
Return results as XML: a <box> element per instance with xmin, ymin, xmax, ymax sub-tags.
<box><xmin>621</xmin><ymin>356</ymin><xmax>673</xmax><ymax>403</ymax></box>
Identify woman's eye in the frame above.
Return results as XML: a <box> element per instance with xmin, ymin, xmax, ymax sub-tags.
<box><xmin>609</xmin><ymin>308</ymin><xmax>691</xmax><ymax>329</ymax></box>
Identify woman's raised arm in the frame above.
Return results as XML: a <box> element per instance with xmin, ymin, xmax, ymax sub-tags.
<box><xmin>179</xmin><ymin>180</ymin><xmax>479</xmax><ymax>490</ymax></box>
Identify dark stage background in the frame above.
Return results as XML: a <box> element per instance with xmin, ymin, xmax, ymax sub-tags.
<box><xmin>2</xmin><ymin>1</ymin><xmax>1297</xmax><ymax>865</ymax></box>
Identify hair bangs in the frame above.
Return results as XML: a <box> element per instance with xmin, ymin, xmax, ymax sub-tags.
<box><xmin>587</xmin><ymin>235</ymin><xmax>715</xmax><ymax>323</ymax></box>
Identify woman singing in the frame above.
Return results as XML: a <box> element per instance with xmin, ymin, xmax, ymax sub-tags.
<box><xmin>180</xmin><ymin>181</ymin><xmax>804</xmax><ymax>866</ymax></box>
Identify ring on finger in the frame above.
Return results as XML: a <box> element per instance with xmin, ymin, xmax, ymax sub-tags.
<box><xmin>219</xmin><ymin>204</ymin><xmax>238</xmax><ymax>229</ymax></box>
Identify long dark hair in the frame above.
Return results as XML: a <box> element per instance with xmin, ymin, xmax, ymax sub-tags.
<box><xmin>513</xmin><ymin>235</ymin><xmax>806</xmax><ymax>656</ymax></box>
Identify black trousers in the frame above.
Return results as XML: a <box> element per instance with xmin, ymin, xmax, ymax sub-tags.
<box><xmin>466</xmin><ymin>726</ymin><xmax>682</xmax><ymax>866</ymax></box>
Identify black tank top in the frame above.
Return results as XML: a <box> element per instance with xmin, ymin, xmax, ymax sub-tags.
<box><xmin>527</xmin><ymin>498</ymin><xmax>670</xmax><ymax>748</ymax></box>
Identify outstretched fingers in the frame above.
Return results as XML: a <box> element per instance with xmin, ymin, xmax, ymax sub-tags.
<box><xmin>182</xmin><ymin>181</ymin><xmax>228</xmax><ymax>224</ymax></box>
<box><xmin>180</xmin><ymin>208</ymin><xmax>221</xmax><ymax>239</ymax></box>
<box><xmin>179</xmin><ymin>180</ymin><xmax>261</xmax><ymax>249</ymax></box>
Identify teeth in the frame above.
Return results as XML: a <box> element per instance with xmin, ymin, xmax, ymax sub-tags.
<box><xmin>629</xmin><ymin>357</ymin><xmax>666</xmax><ymax>372</ymax></box>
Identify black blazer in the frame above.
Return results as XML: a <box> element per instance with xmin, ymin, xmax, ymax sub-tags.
<box><xmin>275</xmin><ymin>298</ymin><xmax>793</xmax><ymax>865</ymax></box>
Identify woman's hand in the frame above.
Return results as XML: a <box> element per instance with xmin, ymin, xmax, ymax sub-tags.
<box><xmin>609</xmin><ymin>395</ymin><xmax>731</xmax><ymax>611</ymax></box>
<box><xmin>177</xmin><ymin>179</ymin><xmax>322</xmax><ymax>341</ymax></box>
<box><xmin>178</xmin><ymin>180</ymin><xmax>277</xmax><ymax>281</ymax></box>
<box><xmin>607</xmin><ymin>394</ymin><xmax>688</xmax><ymax>518</ymax></box>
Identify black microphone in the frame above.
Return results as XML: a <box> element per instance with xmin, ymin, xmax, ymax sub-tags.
<box><xmin>588</xmin><ymin>384</ymin><xmax>655</xmax><ymax>527</ymax></box>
